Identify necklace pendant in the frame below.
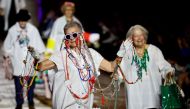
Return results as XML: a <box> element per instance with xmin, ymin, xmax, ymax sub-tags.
<box><xmin>85</xmin><ymin>64</ymin><xmax>91</xmax><ymax>69</ymax></box>
<box><xmin>83</xmin><ymin>70</ymin><xmax>88</xmax><ymax>76</ymax></box>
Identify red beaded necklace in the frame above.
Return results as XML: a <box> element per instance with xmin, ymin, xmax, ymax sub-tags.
<box><xmin>61</xmin><ymin>49</ymin><xmax>95</xmax><ymax>99</ymax></box>
<box><xmin>117</xmin><ymin>64</ymin><xmax>139</xmax><ymax>84</ymax></box>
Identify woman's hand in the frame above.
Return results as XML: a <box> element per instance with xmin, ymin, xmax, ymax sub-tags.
<box><xmin>166</xmin><ymin>72</ymin><xmax>173</xmax><ymax>80</ymax></box>
<box><xmin>123</xmin><ymin>38</ymin><xmax>133</xmax><ymax>50</ymax></box>
<box><xmin>36</xmin><ymin>59</ymin><xmax>56</xmax><ymax>72</ymax></box>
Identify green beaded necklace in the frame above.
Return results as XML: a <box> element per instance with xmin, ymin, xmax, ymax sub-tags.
<box><xmin>131</xmin><ymin>48</ymin><xmax>149</xmax><ymax>80</ymax></box>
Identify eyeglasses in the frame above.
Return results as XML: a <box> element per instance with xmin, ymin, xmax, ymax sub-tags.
<box><xmin>64</xmin><ymin>32</ymin><xmax>81</xmax><ymax>40</ymax></box>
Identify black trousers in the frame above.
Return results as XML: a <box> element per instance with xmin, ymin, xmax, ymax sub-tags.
<box><xmin>14</xmin><ymin>76</ymin><xmax>36</xmax><ymax>106</ymax></box>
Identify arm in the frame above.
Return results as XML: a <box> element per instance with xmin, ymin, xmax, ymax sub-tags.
<box><xmin>33</xmin><ymin>28</ymin><xmax>46</xmax><ymax>54</ymax></box>
<box><xmin>89</xmin><ymin>48</ymin><xmax>116</xmax><ymax>74</ymax></box>
<box><xmin>99</xmin><ymin>59</ymin><xmax>116</xmax><ymax>73</ymax></box>
<box><xmin>115</xmin><ymin>56</ymin><xmax>122</xmax><ymax>64</ymax></box>
<box><xmin>117</xmin><ymin>39</ymin><xmax>133</xmax><ymax>57</ymax></box>
<box><xmin>47</xmin><ymin>20</ymin><xmax>60</xmax><ymax>51</ymax></box>
<box><xmin>156</xmin><ymin>47</ymin><xmax>175</xmax><ymax>79</ymax></box>
<box><xmin>50</xmin><ymin>20</ymin><xmax>59</xmax><ymax>39</ymax></box>
<box><xmin>99</xmin><ymin>58</ymin><xmax>124</xmax><ymax>83</ymax></box>
<box><xmin>37</xmin><ymin>59</ymin><xmax>56</xmax><ymax>72</ymax></box>
<box><xmin>3</xmin><ymin>30</ymin><xmax>13</xmax><ymax>57</ymax></box>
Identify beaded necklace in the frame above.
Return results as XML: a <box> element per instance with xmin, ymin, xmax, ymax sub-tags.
<box><xmin>61</xmin><ymin>48</ymin><xmax>95</xmax><ymax>100</ymax></box>
<box><xmin>19</xmin><ymin>50</ymin><xmax>38</xmax><ymax>98</ymax></box>
<box><xmin>66</xmin><ymin>48</ymin><xmax>92</xmax><ymax>81</ymax></box>
<box><xmin>131</xmin><ymin>48</ymin><xmax>149</xmax><ymax>80</ymax></box>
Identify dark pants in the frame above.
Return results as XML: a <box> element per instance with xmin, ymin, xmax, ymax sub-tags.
<box><xmin>14</xmin><ymin>76</ymin><xmax>36</xmax><ymax>106</ymax></box>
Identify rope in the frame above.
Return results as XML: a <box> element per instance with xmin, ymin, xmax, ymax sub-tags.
<box><xmin>19</xmin><ymin>50</ymin><xmax>38</xmax><ymax>87</ymax></box>
<box><xmin>19</xmin><ymin>49</ymin><xmax>39</xmax><ymax>98</ymax></box>
<box><xmin>82</xmin><ymin>36</ymin><xmax>121</xmax><ymax>107</ymax></box>
<box><xmin>60</xmin><ymin>35</ymin><xmax>120</xmax><ymax>107</ymax></box>
<box><xmin>113</xmin><ymin>64</ymin><xmax>119</xmax><ymax>109</ymax></box>
<box><xmin>114</xmin><ymin>80</ymin><xmax>118</xmax><ymax>109</ymax></box>
<box><xmin>19</xmin><ymin>63</ymin><xmax>38</xmax><ymax>87</ymax></box>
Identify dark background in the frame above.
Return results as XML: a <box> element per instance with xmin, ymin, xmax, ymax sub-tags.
<box><xmin>39</xmin><ymin>0</ymin><xmax>190</xmax><ymax>62</ymax></box>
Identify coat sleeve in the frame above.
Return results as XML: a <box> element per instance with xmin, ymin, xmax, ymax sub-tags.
<box><xmin>50</xmin><ymin>20</ymin><xmax>60</xmax><ymax>39</ymax></box>
<box><xmin>33</xmin><ymin>28</ymin><xmax>46</xmax><ymax>54</ymax></box>
<box><xmin>117</xmin><ymin>42</ymin><xmax>126</xmax><ymax>57</ymax></box>
<box><xmin>3</xmin><ymin>30</ymin><xmax>14</xmax><ymax>57</ymax></box>
<box><xmin>49</xmin><ymin>51</ymin><xmax>64</xmax><ymax>71</ymax></box>
<box><xmin>156</xmin><ymin>47</ymin><xmax>175</xmax><ymax>79</ymax></box>
<box><xmin>89</xmin><ymin>48</ymin><xmax>104</xmax><ymax>76</ymax></box>
<box><xmin>48</xmin><ymin>20</ymin><xmax>60</xmax><ymax>51</ymax></box>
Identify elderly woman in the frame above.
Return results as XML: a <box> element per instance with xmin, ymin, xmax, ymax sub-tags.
<box><xmin>46</xmin><ymin>1</ymin><xmax>81</xmax><ymax>52</ymax></box>
<box><xmin>37</xmin><ymin>21</ymin><xmax>115</xmax><ymax>109</ymax></box>
<box><xmin>116</xmin><ymin>25</ymin><xmax>174</xmax><ymax>109</ymax></box>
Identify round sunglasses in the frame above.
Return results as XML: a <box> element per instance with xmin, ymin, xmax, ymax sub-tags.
<box><xmin>64</xmin><ymin>32</ymin><xmax>82</xmax><ymax>40</ymax></box>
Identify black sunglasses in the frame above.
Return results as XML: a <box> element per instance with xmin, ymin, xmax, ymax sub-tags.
<box><xmin>65</xmin><ymin>32</ymin><xmax>81</xmax><ymax>40</ymax></box>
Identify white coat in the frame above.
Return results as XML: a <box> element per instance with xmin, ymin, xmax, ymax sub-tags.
<box><xmin>117</xmin><ymin>44</ymin><xmax>175</xmax><ymax>109</ymax></box>
<box><xmin>49</xmin><ymin>48</ymin><xmax>103</xmax><ymax>109</ymax></box>
<box><xmin>0</xmin><ymin>0</ymin><xmax>26</xmax><ymax>31</ymax></box>
<box><xmin>3</xmin><ymin>22</ymin><xmax>45</xmax><ymax>76</ymax></box>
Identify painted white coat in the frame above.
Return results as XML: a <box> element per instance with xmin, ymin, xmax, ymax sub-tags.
<box><xmin>3</xmin><ymin>22</ymin><xmax>45</xmax><ymax>76</ymax></box>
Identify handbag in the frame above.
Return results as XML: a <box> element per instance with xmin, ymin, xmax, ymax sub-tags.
<box><xmin>3</xmin><ymin>57</ymin><xmax>13</xmax><ymax>80</ymax></box>
<box><xmin>161</xmin><ymin>77</ymin><xmax>184</xmax><ymax>109</ymax></box>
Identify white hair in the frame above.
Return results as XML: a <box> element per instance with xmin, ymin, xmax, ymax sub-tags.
<box><xmin>126</xmin><ymin>24</ymin><xmax>149</xmax><ymax>41</ymax></box>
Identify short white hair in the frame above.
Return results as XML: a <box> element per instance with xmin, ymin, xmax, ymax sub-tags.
<box><xmin>126</xmin><ymin>24</ymin><xmax>149</xmax><ymax>41</ymax></box>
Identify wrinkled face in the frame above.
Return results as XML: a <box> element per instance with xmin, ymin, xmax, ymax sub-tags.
<box><xmin>132</xmin><ymin>29</ymin><xmax>146</xmax><ymax>47</ymax></box>
<box><xmin>19</xmin><ymin>21</ymin><xmax>27</xmax><ymax>29</ymax></box>
<box><xmin>65</xmin><ymin>26</ymin><xmax>81</xmax><ymax>48</ymax></box>
<box><xmin>64</xmin><ymin>6</ymin><xmax>74</xmax><ymax>18</ymax></box>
